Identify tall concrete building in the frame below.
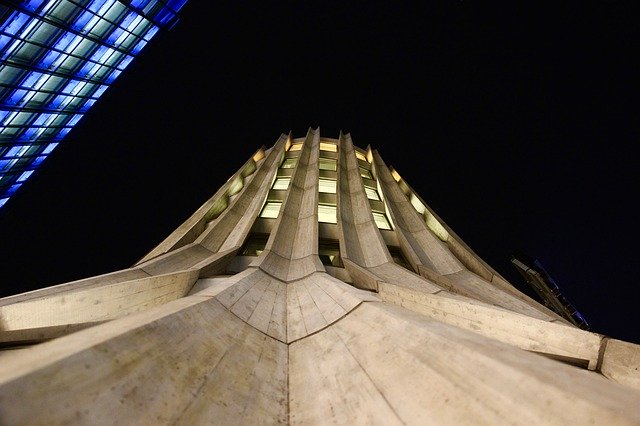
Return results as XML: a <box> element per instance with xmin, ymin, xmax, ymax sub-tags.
<box><xmin>0</xmin><ymin>129</ymin><xmax>638</xmax><ymax>423</ymax></box>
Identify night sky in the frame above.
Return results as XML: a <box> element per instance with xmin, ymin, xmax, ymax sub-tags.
<box><xmin>1</xmin><ymin>2</ymin><xmax>638</xmax><ymax>343</ymax></box>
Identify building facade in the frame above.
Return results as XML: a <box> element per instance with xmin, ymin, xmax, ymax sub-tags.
<box><xmin>0</xmin><ymin>0</ymin><xmax>187</xmax><ymax>209</ymax></box>
<box><xmin>0</xmin><ymin>130</ymin><xmax>638</xmax><ymax>423</ymax></box>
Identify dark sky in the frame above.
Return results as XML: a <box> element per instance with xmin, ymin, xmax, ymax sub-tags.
<box><xmin>1</xmin><ymin>2</ymin><xmax>638</xmax><ymax>343</ymax></box>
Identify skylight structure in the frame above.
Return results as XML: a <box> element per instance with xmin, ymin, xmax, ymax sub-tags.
<box><xmin>0</xmin><ymin>0</ymin><xmax>187</xmax><ymax>208</ymax></box>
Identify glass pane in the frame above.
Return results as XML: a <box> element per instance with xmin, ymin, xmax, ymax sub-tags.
<box><xmin>320</xmin><ymin>142</ymin><xmax>337</xmax><ymax>152</ymax></box>
<box><xmin>359</xmin><ymin>166</ymin><xmax>372</xmax><ymax>179</ymax></box>
<box><xmin>319</xmin><ymin>158</ymin><xmax>336</xmax><ymax>171</ymax></box>
<box><xmin>272</xmin><ymin>177</ymin><xmax>290</xmax><ymax>190</ymax></box>
<box><xmin>318</xmin><ymin>178</ymin><xmax>336</xmax><ymax>193</ymax></box>
<box><xmin>364</xmin><ymin>186</ymin><xmax>380</xmax><ymax>200</ymax></box>
<box><xmin>355</xmin><ymin>150</ymin><xmax>367</xmax><ymax>162</ymax></box>
<box><xmin>281</xmin><ymin>158</ymin><xmax>296</xmax><ymax>169</ymax></box>
<box><xmin>289</xmin><ymin>143</ymin><xmax>302</xmax><ymax>151</ymax></box>
<box><xmin>260</xmin><ymin>202</ymin><xmax>281</xmax><ymax>218</ymax></box>
<box><xmin>318</xmin><ymin>204</ymin><xmax>337</xmax><ymax>223</ymax></box>
<box><xmin>373</xmin><ymin>212</ymin><xmax>392</xmax><ymax>230</ymax></box>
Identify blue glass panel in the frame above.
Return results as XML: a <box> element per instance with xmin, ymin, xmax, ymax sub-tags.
<box><xmin>132</xmin><ymin>39</ymin><xmax>147</xmax><ymax>54</ymax></box>
<box><xmin>7</xmin><ymin>183</ymin><xmax>22</xmax><ymax>195</ymax></box>
<box><xmin>55</xmin><ymin>127</ymin><xmax>71</xmax><ymax>139</ymax></box>
<box><xmin>5</xmin><ymin>146</ymin><xmax>21</xmax><ymax>157</ymax></box>
<box><xmin>155</xmin><ymin>8</ymin><xmax>174</xmax><ymax>25</ymax></box>
<box><xmin>8</xmin><ymin>89</ymin><xmax>28</xmax><ymax>105</ymax></box>
<box><xmin>73</xmin><ymin>9</ymin><xmax>94</xmax><ymax>30</ymax></box>
<box><xmin>33</xmin><ymin>155</ymin><xmax>46</xmax><ymax>166</ymax></box>
<box><xmin>61</xmin><ymin>79</ymin><xmax>83</xmax><ymax>95</ymax></box>
<box><xmin>17</xmin><ymin>170</ymin><xmax>34</xmax><ymax>182</ymax></box>
<box><xmin>39</xmin><ymin>49</ymin><xmax>61</xmax><ymax>68</ymax></box>
<box><xmin>22</xmin><ymin>71</ymin><xmax>44</xmax><ymax>88</ymax></box>
<box><xmin>23</xmin><ymin>0</ymin><xmax>46</xmax><ymax>12</ymax></box>
<box><xmin>23</xmin><ymin>127</ymin><xmax>40</xmax><ymax>140</ymax></box>
<box><xmin>93</xmin><ymin>85</ymin><xmax>108</xmax><ymax>98</ymax></box>
<box><xmin>0</xmin><ymin>110</ymin><xmax>10</xmax><ymax>123</ymax></box>
<box><xmin>3</xmin><ymin>13</ymin><xmax>30</xmax><ymax>36</ymax></box>
<box><xmin>143</xmin><ymin>25</ymin><xmax>158</xmax><ymax>41</ymax></box>
<box><xmin>80</xmin><ymin>99</ymin><xmax>96</xmax><ymax>111</ymax></box>
<box><xmin>0</xmin><ymin>198</ymin><xmax>8</xmax><ymax>208</ymax></box>
<box><xmin>106</xmin><ymin>26</ymin><xmax>125</xmax><ymax>44</ymax></box>
<box><xmin>33</xmin><ymin>113</ymin><xmax>54</xmax><ymax>126</ymax></box>
<box><xmin>130</xmin><ymin>0</ymin><xmax>151</xmax><ymax>8</ymax></box>
<box><xmin>167</xmin><ymin>0</ymin><xmax>188</xmax><ymax>12</ymax></box>
<box><xmin>88</xmin><ymin>0</ymin><xmax>110</xmax><ymax>13</ymax></box>
<box><xmin>0</xmin><ymin>35</ymin><xmax>11</xmax><ymax>50</ymax></box>
<box><xmin>105</xmin><ymin>69</ymin><xmax>121</xmax><ymax>83</ymax></box>
<box><xmin>117</xmin><ymin>55</ymin><xmax>133</xmax><ymax>70</ymax></box>
<box><xmin>42</xmin><ymin>142</ymin><xmax>58</xmax><ymax>154</ymax></box>
<box><xmin>68</xmin><ymin>114</ymin><xmax>83</xmax><ymax>126</ymax></box>
<box><xmin>0</xmin><ymin>160</ymin><xmax>9</xmax><ymax>169</ymax></box>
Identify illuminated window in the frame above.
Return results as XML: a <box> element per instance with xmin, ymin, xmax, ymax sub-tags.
<box><xmin>260</xmin><ymin>202</ymin><xmax>282</xmax><ymax>218</ymax></box>
<box><xmin>281</xmin><ymin>158</ymin><xmax>297</xmax><ymax>169</ymax></box>
<box><xmin>364</xmin><ymin>186</ymin><xmax>380</xmax><ymax>200</ymax></box>
<box><xmin>410</xmin><ymin>194</ymin><xmax>426</xmax><ymax>214</ymax></box>
<box><xmin>318</xmin><ymin>178</ymin><xmax>336</xmax><ymax>193</ymax></box>
<box><xmin>359</xmin><ymin>166</ymin><xmax>373</xmax><ymax>179</ymax></box>
<box><xmin>320</xmin><ymin>142</ymin><xmax>337</xmax><ymax>152</ymax></box>
<box><xmin>355</xmin><ymin>150</ymin><xmax>367</xmax><ymax>162</ymax></box>
<box><xmin>289</xmin><ymin>143</ymin><xmax>303</xmax><ymax>151</ymax></box>
<box><xmin>319</xmin><ymin>158</ymin><xmax>336</xmax><ymax>171</ymax></box>
<box><xmin>373</xmin><ymin>212</ymin><xmax>392</xmax><ymax>230</ymax></box>
<box><xmin>318</xmin><ymin>204</ymin><xmax>337</xmax><ymax>223</ymax></box>
<box><xmin>272</xmin><ymin>177</ymin><xmax>290</xmax><ymax>190</ymax></box>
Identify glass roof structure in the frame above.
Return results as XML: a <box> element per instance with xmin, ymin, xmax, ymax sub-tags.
<box><xmin>0</xmin><ymin>0</ymin><xmax>188</xmax><ymax>209</ymax></box>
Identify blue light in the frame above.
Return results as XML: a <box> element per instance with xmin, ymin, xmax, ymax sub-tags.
<box><xmin>80</xmin><ymin>99</ymin><xmax>96</xmax><ymax>111</ymax></box>
<box><xmin>117</xmin><ymin>55</ymin><xmax>134</xmax><ymax>70</ymax></box>
<box><xmin>73</xmin><ymin>10</ymin><xmax>94</xmax><ymax>30</ymax></box>
<box><xmin>7</xmin><ymin>183</ymin><xmax>22</xmax><ymax>195</ymax></box>
<box><xmin>3</xmin><ymin>13</ymin><xmax>29</xmax><ymax>35</ymax></box>
<box><xmin>143</xmin><ymin>26</ymin><xmax>159</xmax><ymax>42</ymax></box>
<box><xmin>8</xmin><ymin>89</ymin><xmax>28</xmax><ymax>105</ymax></box>
<box><xmin>0</xmin><ymin>35</ymin><xmax>11</xmax><ymax>51</ymax></box>
<box><xmin>93</xmin><ymin>85</ymin><xmax>108</xmax><ymax>98</ymax></box>
<box><xmin>42</xmin><ymin>143</ymin><xmax>58</xmax><ymax>154</ymax></box>
<box><xmin>167</xmin><ymin>0</ymin><xmax>188</xmax><ymax>12</ymax></box>
<box><xmin>32</xmin><ymin>155</ymin><xmax>46</xmax><ymax>166</ymax></box>
<box><xmin>130</xmin><ymin>0</ymin><xmax>151</xmax><ymax>9</ymax></box>
<box><xmin>17</xmin><ymin>170</ymin><xmax>34</xmax><ymax>182</ymax></box>
<box><xmin>0</xmin><ymin>198</ymin><xmax>8</xmax><ymax>208</ymax></box>
<box><xmin>23</xmin><ymin>0</ymin><xmax>46</xmax><ymax>12</ymax></box>
<box><xmin>68</xmin><ymin>114</ymin><xmax>83</xmax><ymax>126</ymax></box>
<box><xmin>34</xmin><ymin>113</ymin><xmax>54</xmax><ymax>126</ymax></box>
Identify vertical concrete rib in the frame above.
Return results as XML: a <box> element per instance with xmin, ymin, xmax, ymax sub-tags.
<box><xmin>136</xmin><ymin>146</ymin><xmax>268</xmax><ymax>264</ymax></box>
<box><xmin>372</xmin><ymin>150</ymin><xmax>464</xmax><ymax>276</ymax></box>
<box><xmin>336</xmin><ymin>133</ymin><xmax>391</xmax><ymax>268</ymax></box>
<box><xmin>196</xmin><ymin>134</ymin><xmax>289</xmax><ymax>252</ymax></box>
<box><xmin>254</xmin><ymin>128</ymin><xmax>324</xmax><ymax>282</ymax></box>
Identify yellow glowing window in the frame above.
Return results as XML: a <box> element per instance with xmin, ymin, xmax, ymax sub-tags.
<box><xmin>281</xmin><ymin>158</ymin><xmax>297</xmax><ymax>169</ymax></box>
<box><xmin>410</xmin><ymin>194</ymin><xmax>426</xmax><ymax>214</ymax></box>
<box><xmin>319</xmin><ymin>178</ymin><xmax>337</xmax><ymax>193</ymax></box>
<box><xmin>319</xmin><ymin>158</ymin><xmax>337</xmax><ymax>171</ymax></box>
<box><xmin>318</xmin><ymin>204</ymin><xmax>337</xmax><ymax>223</ymax></box>
<box><xmin>260</xmin><ymin>202</ymin><xmax>282</xmax><ymax>218</ymax></box>
<box><xmin>289</xmin><ymin>143</ymin><xmax>303</xmax><ymax>151</ymax></box>
<box><xmin>373</xmin><ymin>212</ymin><xmax>392</xmax><ymax>230</ymax></box>
<box><xmin>355</xmin><ymin>151</ymin><xmax>367</xmax><ymax>162</ymax></box>
<box><xmin>364</xmin><ymin>186</ymin><xmax>380</xmax><ymax>200</ymax></box>
<box><xmin>272</xmin><ymin>178</ymin><xmax>290</xmax><ymax>190</ymax></box>
<box><xmin>359</xmin><ymin>166</ymin><xmax>373</xmax><ymax>179</ymax></box>
<box><xmin>320</xmin><ymin>142</ymin><xmax>338</xmax><ymax>152</ymax></box>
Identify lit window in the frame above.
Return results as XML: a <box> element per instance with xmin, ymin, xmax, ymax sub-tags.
<box><xmin>359</xmin><ymin>166</ymin><xmax>372</xmax><ymax>179</ymax></box>
<box><xmin>260</xmin><ymin>202</ymin><xmax>281</xmax><ymax>218</ymax></box>
<box><xmin>410</xmin><ymin>194</ymin><xmax>426</xmax><ymax>214</ymax></box>
<box><xmin>17</xmin><ymin>170</ymin><xmax>34</xmax><ymax>182</ymax></box>
<box><xmin>289</xmin><ymin>143</ymin><xmax>303</xmax><ymax>151</ymax></box>
<box><xmin>319</xmin><ymin>158</ymin><xmax>337</xmax><ymax>171</ymax></box>
<box><xmin>320</xmin><ymin>142</ymin><xmax>337</xmax><ymax>152</ymax></box>
<box><xmin>373</xmin><ymin>212</ymin><xmax>392</xmax><ymax>230</ymax></box>
<box><xmin>319</xmin><ymin>239</ymin><xmax>343</xmax><ymax>267</ymax></box>
<box><xmin>281</xmin><ymin>158</ymin><xmax>297</xmax><ymax>169</ymax></box>
<box><xmin>318</xmin><ymin>204</ymin><xmax>337</xmax><ymax>223</ymax></box>
<box><xmin>318</xmin><ymin>178</ymin><xmax>336</xmax><ymax>193</ymax></box>
<box><xmin>364</xmin><ymin>186</ymin><xmax>380</xmax><ymax>200</ymax></box>
<box><xmin>355</xmin><ymin>150</ymin><xmax>367</xmax><ymax>162</ymax></box>
<box><xmin>272</xmin><ymin>177</ymin><xmax>290</xmax><ymax>190</ymax></box>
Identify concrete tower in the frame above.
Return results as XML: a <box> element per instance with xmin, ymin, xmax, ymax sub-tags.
<box><xmin>0</xmin><ymin>129</ymin><xmax>638</xmax><ymax>423</ymax></box>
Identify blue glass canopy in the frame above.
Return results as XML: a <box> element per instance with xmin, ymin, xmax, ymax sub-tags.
<box><xmin>0</xmin><ymin>0</ymin><xmax>188</xmax><ymax>209</ymax></box>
